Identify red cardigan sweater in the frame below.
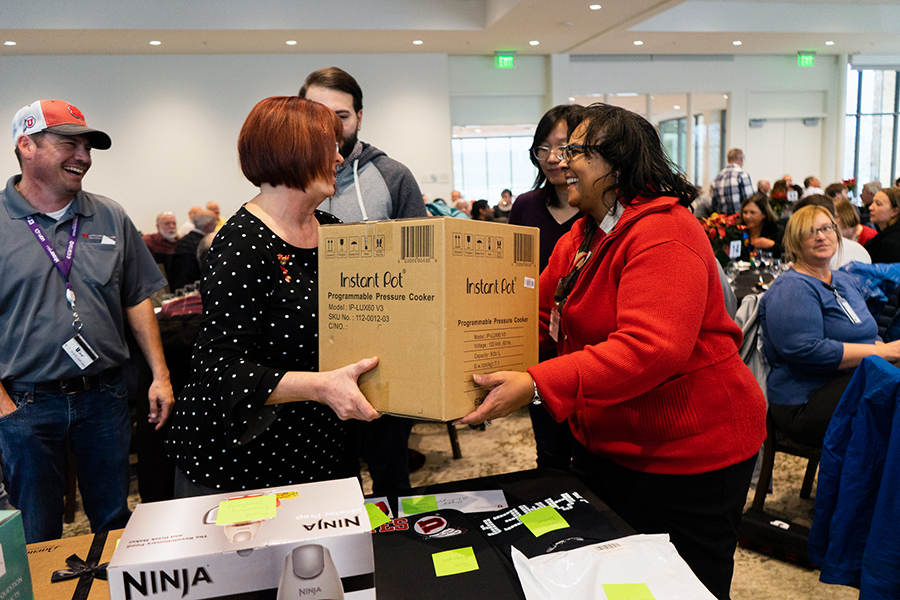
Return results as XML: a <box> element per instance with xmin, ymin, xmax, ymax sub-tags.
<box><xmin>529</xmin><ymin>195</ymin><xmax>766</xmax><ymax>475</ymax></box>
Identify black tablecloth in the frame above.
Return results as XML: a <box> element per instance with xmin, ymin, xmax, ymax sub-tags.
<box><xmin>368</xmin><ymin>468</ymin><xmax>635</xmax><ymax>600</ymax></box>
<box><xmin>733</xmin><ymin>270</ymin><xmax>774</xmax><ymax>303</ymax></box>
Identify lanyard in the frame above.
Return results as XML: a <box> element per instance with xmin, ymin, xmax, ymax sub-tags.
<box><xmin>25</xmin><ymin>214</ymin><xmax>84</xmax><ymax>332</ymax></box>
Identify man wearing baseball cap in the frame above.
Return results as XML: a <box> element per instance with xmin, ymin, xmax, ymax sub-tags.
<box><xmin>0</xmin><ymin>100</ymin><xmax>175</xmax><ymax>542</ymax></box>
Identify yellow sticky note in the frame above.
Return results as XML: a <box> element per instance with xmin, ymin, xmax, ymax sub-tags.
<box><xmin>215</xmin><ymin>495</ymin><xmax>276</xmax><ymax>525</ymax></box>
<box><xmin>401</xmin><ymin>495</ymin><xmax>439</xmax><ymax>516</ymax></box>
<box><xmin>366</xmin><ymin>502</ymin><xmax>391</xmax><ymax>530</ymax></box>
<box><xmin>517</xmin><ymin>506</ymin><xmax>569</xmax><ymax>537</ymax></box>
<box><xmin>432</xmin><ymin>547</ymin><xmax>479</xmax><ymax>577</ymax></box>
<box><xmin>602</xmin><ymin>583</ymin><xmax>656</xmax><ymax>600</ymax></box>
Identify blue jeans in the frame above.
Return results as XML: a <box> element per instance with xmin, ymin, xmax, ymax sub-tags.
<box><xmin>0</xmin><ymin>372</ymin><xmax>132</xmax><ymax>543</ymax></box>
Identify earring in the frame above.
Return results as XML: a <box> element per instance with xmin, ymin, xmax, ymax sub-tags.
<box><xmin>615</xmin><ymin>171</ymin><xmax>620</xmax><ymax>185</ymax></box>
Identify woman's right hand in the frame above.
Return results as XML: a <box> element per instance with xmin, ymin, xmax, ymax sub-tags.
<box><xmin>317</xmin><ymin>356</ymin><xmax>381</xmax><ymax>421</ymax></box>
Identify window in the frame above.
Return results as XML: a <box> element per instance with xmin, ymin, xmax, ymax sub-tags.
<box><xmin>846</xmin><ymin>67</ymin><xmax>899</xmax><ymax>186</ymax></box>
<box><xmin>451</xmin><ymin>136</ymin><xmax>536</xmax><ymax>203</ymax></box>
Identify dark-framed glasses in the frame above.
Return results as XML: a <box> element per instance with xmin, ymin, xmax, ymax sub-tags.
<box><xmin>558</xmin><ymin>144</ymin><xmax>604</xmax><ymax>162</ymax></box>
<box><xmin>531</xmin><ymin>145</ymin><xmax>567</xmax><ymax>162</ymax></box>
<box><xmin>802</xmin><ymin>223</ymin><xmax>838</xmax><ymax>239</ymax></box>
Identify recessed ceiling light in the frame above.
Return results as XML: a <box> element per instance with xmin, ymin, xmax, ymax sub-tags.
<box><xmin>149</xmin><ymin>40</ymin><xmax>161</xmax><ymax>46</ymax></box>
<box><xmin>590</xmin><ymin>4</ymin><xmax>601</xmax><ymax>9</ymax></box>
<box><xmin>474</xmin><ymin>128</ymin><xmax>482</xmax><ymax>133</ymax></box>
<box><xmin>826</xmin><ymin>41</ymin><xmax>835</xmax><ymax>46</ymax></box>
<box><xmin>413</xmin><ymin>40</ymin><xmax>424</xmax><ymax>45</ymax></box>
<box><xmin>4</xmin><ymin>41</ymin><xmax>16</xmax><ymax>46</ymax></box>
<box><xmin>733</xmin><ymin>41</ymin><xmax>742</xmax><ymax>46</ymax></box>
<box><xmin>673</xmin><ymin>105</ymin><xmax>681</xmax><ymax>110</ymax></box>
<box><xmin>286</xmin><ymin>40</ymin><xmax>297</xmax><ymax>45</ymax></box>
<box><xmin>529</xmin><ymin>40</ymin><xmax>539</xmax><ymax>46</ymax></box>
<box><xmin>723</xmin><ymin>94</ymin><xmax>729</xmax><ymax>99</ymax></box>
<box><xmin>569</xmin><ymin>97</ymin><xmax>576</xmax><ymax>102</ymax></box>
<box><xmin>634</xmin><ymin>40</ymin><xmax>643</xmax><ymax>46</ymax></box>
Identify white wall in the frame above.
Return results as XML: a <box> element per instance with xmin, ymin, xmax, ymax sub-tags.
<box><xmin>0</xmin><ymin>54</ymin><xmax>452</xmax><ymax>232</ymax></box>
<box><xmin>450</xmin><ymin>54</ymin><xmax>844</xmax><ymax>186</ymax></box>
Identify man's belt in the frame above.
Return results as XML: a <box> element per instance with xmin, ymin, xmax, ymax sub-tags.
<box><xmin>2</xmin><ymin>367</ymin><xmax>121</xmax><ymax>395</ymax></box>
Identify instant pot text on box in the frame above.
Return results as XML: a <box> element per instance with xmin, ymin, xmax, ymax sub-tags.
<box><xmin>319</xmin><ymin>217</ymin><xmax>539</xmax><ymax>421</ymax></box>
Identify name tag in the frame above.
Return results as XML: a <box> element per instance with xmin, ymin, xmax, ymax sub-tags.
<box><xmin>62</xmin><ymin>334</ymin><xmax>98</xmax><ymax>370</ymax></box>
<box><xmin>835</xmin><ymin>294</ymin><xmax>862</xmax><ymax>324</ymax></box>
<box><xmin>549</xmin><ymin>307</ymin><xmax>560</xmax><ymax>342</ymax></box>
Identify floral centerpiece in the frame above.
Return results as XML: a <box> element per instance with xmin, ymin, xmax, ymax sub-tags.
<box><xmin>699</xmin><ymin>213</ymin><xmax>747</xmax><ymax>268</ymax></box>
<box><xmin>843</xmin><ymin>177</ymin><xmax>857</xmax><ymax>199</ymax></box>
<box><xmin>769</xmin><ymin>191</ymin><xmax>789</xmax><ymax>219</ymax></box>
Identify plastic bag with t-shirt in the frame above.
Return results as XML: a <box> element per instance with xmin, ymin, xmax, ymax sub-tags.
<box><xmin>512</xmin><ymin>534</ymin><xmax>716</xmax><ymax>600</ymax></box>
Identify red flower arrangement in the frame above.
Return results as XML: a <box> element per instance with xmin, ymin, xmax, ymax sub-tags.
<box><xmin>842</xmin><ymin>178</ymin><xmax>857</xmax><ymax>193</ymax></box>
<box><xmin>699</xmin><ymin>213</ymin><xmax>747</xmax><ymax>267</ymax></box>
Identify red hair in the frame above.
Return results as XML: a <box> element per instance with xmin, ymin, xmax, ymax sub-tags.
<box><xmin>238</xmin><ymin>96</ymin><xmax>341</xmax><ymax>191</ymax></box>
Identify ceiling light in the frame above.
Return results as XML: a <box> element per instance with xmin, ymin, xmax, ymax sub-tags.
<box><xmin>826</xmin><ymin>41</ymin><xmax>835</xmax><ymax>46</ymax></box>
<box><xmin>474</xmin><ymin>129</ymin><xmax>482</xmax><ymax>133</ymax></box>
<box><xmin>286</xmin><ymin>40</ymin><xmax>297</xmax><ymax>45</ymax></box>
<box><xmin>590</xmin><ymin>4</ymin><xmax>601</xmax><ymax>9</ymax></box>
<box><xmin>633</xmin><ymin>40</ymin><xmax>643</xmax><ymax>46</ymax></box>
<box><xmin>529</xmin><ymin>40</ymin><xmax>539</xmax><ymax>46</ymax></box>
<box><xmin>673</xmin><ymin>105</ymin><xmax>681</xmax><ymax>110</ymax></box>
<box><xmin>149</xmin><ymin>40</ymin><xmax>161</xmax><ymax>46</ymax></box>
<box><xmin>569</xmin><ymin>97</ymin><xmax>576</xmax><ymax>102</ymax></box>
<box><xmin>4</xmin><ymin>41</ymin><xmax>15</xmax><ymax>46</ymax></box>
<box><xmin>723</xmin><ymin>94</ymin><xmax>729</xmax><ymax>99</ymax></box>
<box><xmin>733</xmin><ymin>41</ymin><xmax>742</xmax><ymax>46</ymax></box>
<box><xmin>413</xmin><ymin>40</ymin><xmax>423</xmax><ymax>45</ymax></box>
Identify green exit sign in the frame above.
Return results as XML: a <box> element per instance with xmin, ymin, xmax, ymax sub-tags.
<box><xmin>798</xmin><ymin>53</ymin><xmax>815</xmax><ymax>67</ymax></box>
<box><xmin>495</xmin><ymin>54</ymin><xmax>515</xmax><ymax>69</ymax></box>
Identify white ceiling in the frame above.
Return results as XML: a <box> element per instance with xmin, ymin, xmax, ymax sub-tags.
<box><xmin>1</xmin><ymin>0</ymin><xmax>897</xmax><ymax>57</ymax></box>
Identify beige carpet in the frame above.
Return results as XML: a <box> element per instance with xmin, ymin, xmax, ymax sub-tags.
<box><xmin>62</xmin><ymin>407</ymin><xmax>857</xmax><ymax>599</ymax></box>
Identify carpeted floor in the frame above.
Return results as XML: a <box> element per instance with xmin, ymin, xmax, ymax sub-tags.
<box><xmin>62</xmin><ymin>407</ymin><xmax>857</xmax><ymax>599</ymax></box>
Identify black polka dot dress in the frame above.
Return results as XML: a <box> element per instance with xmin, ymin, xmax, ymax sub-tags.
<box><xmin>166</xmin><ymin>207</ymin><xmax>358</xmax><ymax>491</ymax></box>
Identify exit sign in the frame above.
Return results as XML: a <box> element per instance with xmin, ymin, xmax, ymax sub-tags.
<box><xmin>798</xmin><ymin>53</ymin><xmax>815</xmax><ymax>67</ymax></box>
<box><xmin>495</xmin><ymin>54</ymin><xmax>515</xmax><ymax>69</ymax></box>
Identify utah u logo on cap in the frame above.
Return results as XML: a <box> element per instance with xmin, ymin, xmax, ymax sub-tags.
<box><xmin>67</xmin><ymin>105</ymin><xmax>86</xmax><ymax>122</ymax></box>
<box><xmin>24</xmin><ymin>116</ymin><xmax>35</xmax><ymax>130</ymax></box>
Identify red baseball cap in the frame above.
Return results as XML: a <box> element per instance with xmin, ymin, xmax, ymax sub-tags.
<box><xmin>12</xmin><ymin>100</ymin><xmax>111</xmax><ymax>150</ymax></box>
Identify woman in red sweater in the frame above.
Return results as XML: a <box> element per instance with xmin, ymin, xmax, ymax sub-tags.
<box><xmin>457</xmin><ymin>103</ymin><xmax>766</xmax><ymax>600</ymax></box>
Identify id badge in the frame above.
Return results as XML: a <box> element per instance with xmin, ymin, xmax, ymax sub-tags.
<box><xmin>62</xmin><ymin>333</ymin><xmax>98</xmax><ymax>370</ymax></box>
<box><xmin>549</xmin><ymin>307</ymin><xmax>560</xmax><ymax>342</ymax></box>
<box><xmin>836</xmin><ymin>294</ymin><xmax>862</xmax><ymax>324</ymax></box>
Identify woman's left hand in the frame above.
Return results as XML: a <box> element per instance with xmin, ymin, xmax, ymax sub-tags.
<box><xmin>454</xmin><ymin>371</ymin><xmax>534</xmax><ymax>426</ymax></box>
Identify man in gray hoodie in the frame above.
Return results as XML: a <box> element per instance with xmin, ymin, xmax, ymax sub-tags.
<box><xmin>300</xmin><ymin>67</ymin><xmax>427</xmax><ymax>495</ymax></box>
<box><xmin>300</xmin><ymin>67</ymin><xmax>427</xmax><ymax>223</ymax></box>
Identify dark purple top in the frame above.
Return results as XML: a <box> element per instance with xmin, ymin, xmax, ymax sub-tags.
<box><xmin>508</xmin><ymin>187</ymin><xmax>583</xmax><ymax>272</ymax></box>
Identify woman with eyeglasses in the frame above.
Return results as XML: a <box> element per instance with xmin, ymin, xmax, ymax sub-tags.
<box><xmin>507</xmin><ymin>105</ymin><xmax>585</xmax><ymax>472</ymax></box>
<box><xmin>760</xmin><ymin>205</ymin><xmax>900</xmax><ymax>449</ymax></box>
<box><xmin>458</xmin><ymin>103</ymin><xmax>766</xmax><ymax>600</ymax></box>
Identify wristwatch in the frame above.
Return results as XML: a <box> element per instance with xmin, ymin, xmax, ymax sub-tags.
<box><xmin>531</xmin><ymin>380</ymin><xmax>543</xmax><ymax>406</ymax></box>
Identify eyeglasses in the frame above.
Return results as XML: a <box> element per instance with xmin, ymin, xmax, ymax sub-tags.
<box><xmin>558</xmin><ymin>144</ymin><xmax>604</xmax><ymax>162</ymax></box>
<box><xmin>531</xmin><ymin>145</ymin><xmax>567</xmax><ymax>162</ymax></box>
<box><xmin>802</xmin><ymin>223</ymin><xmax>838</xmax><ymax>239</ymax></box>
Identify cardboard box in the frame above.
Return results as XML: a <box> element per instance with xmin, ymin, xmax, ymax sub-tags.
<box><xmin>107</xmin><ymin>478</ymin><xmax>374</xmax><ymax>600</ymax></box>
<box><xmin>319</xmin><ymin>217</ymin><xmax>539</xmax><ymax>421</ymax></box>
<box><xmin>28</xmin><ymin>529</ymin><xmax>122</xmax><ymax>600</ymax></box>
<box><xmin>0</xmin><ymin>511</ymin><xmax>33</xmax><ymax>600</ymax></box>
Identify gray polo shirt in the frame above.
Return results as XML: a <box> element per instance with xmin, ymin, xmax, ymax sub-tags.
<box><xmin>0</xmin><ymin>175</ymin><xmax>166</xmax><ymax>382</ymax></box>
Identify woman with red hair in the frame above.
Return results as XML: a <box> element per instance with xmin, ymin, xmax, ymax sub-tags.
<box><xmin>167</xmin><ymin>97</ymin><xmax>380</xmax><ymax>497</ymax></box>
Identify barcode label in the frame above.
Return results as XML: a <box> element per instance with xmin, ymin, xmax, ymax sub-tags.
<box><xmin>514</xmin><ymin>232</ymin><xmax>534</xmax><ymax>265</ymax></box>
<box><xmin>401</xmin><ymin>224</ymin><xmax>434</xmax><ymax>260</ymax></box>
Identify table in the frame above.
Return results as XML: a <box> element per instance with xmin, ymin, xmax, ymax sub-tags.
<box><xmin>29</xmin><ymin>470</ymin><xmax>634</xmax><ymax>600</ymax></box>
<box><xmin>733</xmin><ymin>269</ymin><xmax>775</xmax><ymax>303</ymax></box>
